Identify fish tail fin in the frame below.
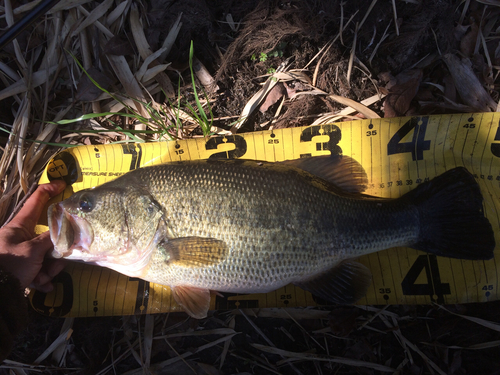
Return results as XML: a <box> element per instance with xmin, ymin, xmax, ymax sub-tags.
<box><xmin>406</xmin><ymin>167</ymin><xmax>495</xmax><ymax>260</ymax></box>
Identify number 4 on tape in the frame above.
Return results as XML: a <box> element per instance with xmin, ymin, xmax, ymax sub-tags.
<box><xmin>401</xmin><ymin>255</ymin><xmax>451</xmax><ymax>303</ymax></box>
<box><xmin>387</xmin><ymin>117</ymin><xmax>431</xmax><ymax>161</ymax></box>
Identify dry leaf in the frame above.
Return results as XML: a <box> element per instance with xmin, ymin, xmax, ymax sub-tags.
<box><xmin>443</xmin><ymin>74</ymin><xmax>457</xmax><ymax>103</ymax></box>
<box><xmin>472</xmin><ymin>53</ymin><xmax>494</xmax><ymax>87</ymax></box>
<box><xmin>460</xmin><ymin>23</ymin><xmax>478</xmax><ymax>58</ymax></box>
<box><xmin>443</xmin><ymin>53</ymin><xmax>496</xmax><ymax>112</ymax></box>
<box><xmin>383</xmin><ymin>69</ymin><xmax>422</xmax><ymax>118</ymax></box>
<box><xmin>104</xmin><ymin>36</ymin><xmax>135</xmax><ymax>56</ymax></box>
<box><xmin>453</xmin><ymin>23</ymin><xmax>469</xmax><ymax>42</ymax></box>
<box><xmin>76</xmin><ymin>67</ymin><xmax>114</xmax><ymax>102</ymax></box>
<box><xmin>260</xmin><ymin>82</ymin><xmax>287</xmax><ymax>112</ymax></box>
<box><xmin>378</xmin><ymin>71</ymin><xmax>397</xmax><ymax>89</ymax></box>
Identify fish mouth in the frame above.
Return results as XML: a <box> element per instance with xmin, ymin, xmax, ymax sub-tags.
<box><xmin>48</xmin><ymin>203</ymin><xmax>93</xmax><ymax>260</ymax></box>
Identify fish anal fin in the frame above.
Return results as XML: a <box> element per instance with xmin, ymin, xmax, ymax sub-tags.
<box><xmin>172</xmin><ymin>286</ymin><xmax>210</xmax><ymax>319</ymax></box>
<box><xmin>281</xmin><ymin>155</ymin><xmax>368</xmax><ymax>194</ymax></box>
<box><xmin>295</xmin><ymin>260</ymin><xmax>372</xmax><ymax>304</ymax></box>
<box><xmin>162</xmin><ymin>237</ymin><xmax>229</xmax><ymax>267</ymax></box>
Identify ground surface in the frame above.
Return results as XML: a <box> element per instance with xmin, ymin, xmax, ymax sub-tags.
<box><xmin>1</xmin><ymin>0</ymin><xmax>500</xmax><ymax>374</ymax></box>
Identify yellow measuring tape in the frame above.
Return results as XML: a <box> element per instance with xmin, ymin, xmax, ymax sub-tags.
<box><xmin>32</xmin><ymin>113</ymin><xmax>500</xmax><ymax>317</ymax></box>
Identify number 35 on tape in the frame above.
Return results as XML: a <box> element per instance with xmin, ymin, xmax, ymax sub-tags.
<box><xmin>33</xmin><ymin>113</ymin><xmax>500</xmax><ymax>317</ymax></box>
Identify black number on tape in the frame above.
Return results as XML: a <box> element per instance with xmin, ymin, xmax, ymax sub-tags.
<box><xmin>122</xmin><ymin>144</ymin><xmax>142</xmax><ymax>170</ymax></box>
<box><xmin>47</xmin><ymin>152</ymin><xmax>79</xmax><ymax>185</ymax></box>
<box><xmin>31</xmin><ymin>271</ymin><xmax>73</xmax><ymax>317</ymax></box>
<box><xmin>387</xmin><ymin>117</ymin><xmax>431</xmax><ymax>161</ymax></box>
<box><xmin>401</xmin><ymin>255</ymin><xmax>450</xmax><ymax>303</ymax></box>
<box><xmin>299</xmin><ymin>124</ymin><xmax>342</xmax><ymax>157</ymax></box>
<box><xmin>206</xmin><ymin>135</ymin><xmax>247</xmax><ymax>159</ymax></box>
<box><xmin>491</xmin><ymin>122</ymin><xmax>500</xmax><ymax>158</ymax></box>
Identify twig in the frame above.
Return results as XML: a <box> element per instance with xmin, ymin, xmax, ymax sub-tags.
<box><xmin>391</xmin><ymin>0</ymin><xmax>399</xmax><ymax>36</ymax></box>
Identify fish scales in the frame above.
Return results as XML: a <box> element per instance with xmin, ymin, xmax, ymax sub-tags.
<box><xmin>121</xmin><ymin>161</ymin><xmax>419</xmax><ymax>293</ymax></box>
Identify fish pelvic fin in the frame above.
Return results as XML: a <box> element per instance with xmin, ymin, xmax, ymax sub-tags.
<box><xmin>172</xmin><ymin>286</ymin><xmax>210</xmax><ymax>319</ymax></box>
<box><xmin>161</xmin><ymin>237</ymin><xmax>229</xmax><ymax>267</ymax></box>
<box><xmin>405</xmin><ymin>167</ymin><xmax>495</xmax><ymax>260</ymax></box>
<box><xmin>294</xmin><ymin>260</ymin><xmax>372</xmax><ymax>304</ymax></box>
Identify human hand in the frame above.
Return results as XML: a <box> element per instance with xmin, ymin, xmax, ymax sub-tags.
<box><xmin>0</xmin><ymin>180</ymin><xmax>67</xmax><ymax>292</ymax></box>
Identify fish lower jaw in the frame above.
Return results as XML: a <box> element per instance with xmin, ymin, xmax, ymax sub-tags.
<box><xmin>52</xmin><ymin>238</ymin><xmax>93</xmax><ymax>260</ymax></box>
<box><xmin>55</xmin><ymin>247</ymin><xmax>99</xmax><ymax>262</ymax></box>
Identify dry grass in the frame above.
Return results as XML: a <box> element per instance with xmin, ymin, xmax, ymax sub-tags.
<box><xmin>3</xmin><ymin>303</ymin><xmax>500</xmax><ymax>374</ymax></box>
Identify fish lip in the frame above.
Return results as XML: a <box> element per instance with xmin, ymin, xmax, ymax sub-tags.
<box><xmin>49</xmin><ymin>203</ymin><xmax>93</xmax><ymax>259</ymax></box>
<box><xmin>48</xmin><ymin>203</ymin><xmax>67</xmax><ymax>258</ymax></box>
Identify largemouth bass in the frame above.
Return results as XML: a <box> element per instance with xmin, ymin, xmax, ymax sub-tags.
<box><xmin>48</xmin><ymin>156</ymin><xmax>495</xmax><ymax>318</ymax></box>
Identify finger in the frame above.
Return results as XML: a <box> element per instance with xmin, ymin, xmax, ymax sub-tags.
<box><xmin>32</xmin><ymin>280</ymin><xmax>54</xmax><ymax>293</ymax></box>
<box><xmin>31</xmin><ymin>260</ymin><xmax>66</xmax><ymax>292</ymax></box>
<box><xmin>45</xmin><ymin>259</ymin><xmax>67</xmax><ymax>278</ymax></box>
<box><xmin>31</xmin><ymin>271</ymin><xmax>53</xmax><ymax>290</ymax></box>
<box><xmin>39</xmin><ymin>283</ymin><xmax>54</xmax><ymax>293</ymax></box>
<box><xmin>28</xmin><ymin>231</ymin><xmax>56</xmax><ymax>258</ymax></box>
<box><xmin>10</xmin><ymin>180</ymin><xmax>66</xmax><ymax>233</ymax></box>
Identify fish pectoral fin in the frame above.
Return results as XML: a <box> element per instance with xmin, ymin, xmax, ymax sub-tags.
<box><xmin>172</xmin><ymin>286</ymin><xmax>210</xmax><ymax>319</ymax></box>
<box><xmin>294</xmin><ymin>260</ymin><xmax>372</xmax><ymax>304</ymax></box>
<box><xmin>162</xmin><ymin>237</ymin><xmax>229</xmax><ymax>267</ymax></box>
<box><xmin>281</xmin><ymin>155</ymin><xmax>368</xmax><ymax>194</ymax></box>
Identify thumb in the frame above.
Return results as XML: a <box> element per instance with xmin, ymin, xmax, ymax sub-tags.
<box><xmin>10</xmin><ymin>180</ymin><xmax>66</xmax><ymax>234</ymax></box>
<box><xmin>28</xmin><ymin>231</ymin><xmax>55</xmax><ymax>260</ymax></box>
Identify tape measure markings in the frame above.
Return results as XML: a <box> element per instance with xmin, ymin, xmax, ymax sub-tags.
<box><xmin>443</xmin><ymin>259</ymin><xmax>462</xmax><ymax>300</ymax></box>
<box><xmin>479</xmin><ymin>259</ymin><xmax>491</xmax><ymax>294</ymax></box>
<box><xmin>98</xmin><ymin>268</ymin><xmax>115</xmax><ymax>317</ymax></box>
<box><xmin>460</xmin><ymin>114</ymin><xmax>476</xmax><ymax>172</ymax></box>
<box><xmin>474</xmin><ymin>259</ymin><xmax>488</xmax><ymax>301</ymax></box>
<box><xmin>33</xmin><ymin>114</ymin><xmax>500</xmax><ymax>316</ymax></box>
<box><xmin>82</xmin><ymin>262</ymin><xmax>95</xmax><ymax>316</ymax></box>
<box><xmin>384</xmin><ymin>248</ymin><xmax>399</xmax><ymax>303</ymax></box>
<box><xmin>465</xmin><ymin>260</ymin><xmax>479</xmax><ymax>301</ymax></box>
<box><xmin>88</xmin><ymin>266</ymin><xmax>101</xmax><ymax>316</ymax></box>
<box><xmin>483</xmin><ymin>258</ymin><xmax>496</xmax><ymax>298</ymax></box>
<box><xmin>93</xmin><ymin>268</ymin><xmax>107</xmax><ymax>317</ymax></box>
<box><xmin>365</xmin><ymin>252</ymin><xmax>384</xmax><ymax>304</ymax></box>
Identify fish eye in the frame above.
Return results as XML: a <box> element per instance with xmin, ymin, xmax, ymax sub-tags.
<box><xmin>78</xmin><ymin>195</ymin><xmax>94</xmax><ymax>213</ymax></box>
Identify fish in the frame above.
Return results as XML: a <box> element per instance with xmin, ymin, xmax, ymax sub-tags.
<box><xmin>48</xmin><ymin>156</ymin><xmax>495</xmax><ymax>318</ymax></box>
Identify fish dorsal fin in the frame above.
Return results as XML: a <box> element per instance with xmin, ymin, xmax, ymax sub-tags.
<box><xmin>294</xmin><ymin>260</ymin><xmax>372</xmax><ymax>304</ymax></box>
<box><xmin>172</xmin><ymin>286</ymin><xmax>210</xmax><ymax>319</ymax></box>
<box><xmin>281</xmin><ymin>155</ymin><xmax>368</xmax><ymax>194</ymax></box>
<box><xmin>162</xmin><ymin>237</ymin><xmax>229</xmax><ymax>268</ymax></box>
